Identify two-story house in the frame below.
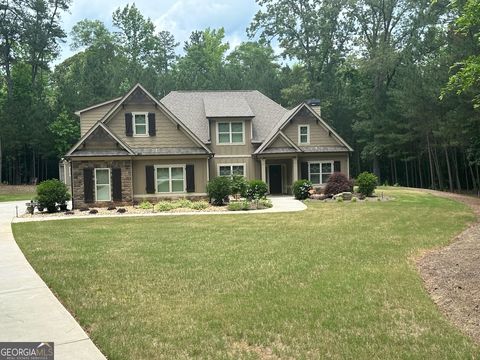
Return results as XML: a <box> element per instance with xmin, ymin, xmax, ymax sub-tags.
<box><xmin>65</xmin><ymin>84</ymin><xmax>353</xmax><ymax>208</ymax></box>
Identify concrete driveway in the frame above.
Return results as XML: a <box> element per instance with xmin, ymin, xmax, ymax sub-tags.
<box><xmin>0</xmin><ymin>201</ymin><xmax>105</xmax><ymax>359</ymax></box>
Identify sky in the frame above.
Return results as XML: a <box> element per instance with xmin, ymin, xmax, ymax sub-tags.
<box><xmin>57</xmin><ymin>0</ymin><xmax>262</xmax><ymax>63</ymax></box>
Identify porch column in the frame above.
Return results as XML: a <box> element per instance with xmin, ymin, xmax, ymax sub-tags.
<box><xmin>292</xmin><ymin>156</ymin><xmax>298</xmax><ymax>182</ymax></box>
<box><xmin>261</xmin><ymin>158</ymin><xmax>266</xmax><ymax>182</ymax></box>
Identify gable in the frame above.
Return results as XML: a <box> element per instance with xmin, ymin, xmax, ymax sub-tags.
<box><xmin>99</xmin><ymin>84</ymin><xmax>211</xmax><ymax>153</ymax></box>
<box><xmin>107</xmin><ymin>104</ymin><xmax>199</xmax><ymax>148</ymax></box>
<box><xmin>67</xmin><ymin>122</ymin><xmax>134</xmax><ymax>157</ymax></box>
<box><xmin>269</xmin><ymin>136</ymin><xmax>290</xmax><ymax>148</ymax></box>
<box><xmin>282</xmin><ymin>108</ymin><xmax>342</xmax><ymax>147</ymax></box>
<box><xmin>79</xmin><ymin>101</ymin><xmax>118</xmax><ymax>136</ymax></box>
<box><xmin>82</xmin><ymin>126</ymin><xmax>118</xmax><ymax>150</ymax></box>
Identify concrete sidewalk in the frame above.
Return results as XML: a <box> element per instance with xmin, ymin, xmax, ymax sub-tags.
<box><xmin>13</xmin><ymin>196</ymin><xmax>307</xmax><ymax>223</ymax></box>
<box><xmin>0</xmin><ymin>201</ymin><xmax>106</xmax><ymax>359</ymax></box>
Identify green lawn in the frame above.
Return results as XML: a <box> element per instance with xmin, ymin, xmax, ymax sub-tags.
<box><xmin>0</xmin><ymin>185</ymin><xmax>36</xmax><ymax>202</ymax></box>
<box><xmin>12</xmin><ymin>189</ymin><xmax>480</xmax><ymax>359</ymax></box>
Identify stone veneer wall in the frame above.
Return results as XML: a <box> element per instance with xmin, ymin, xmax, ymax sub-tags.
<box><xmin>71</xmin><ymin>159</ymin><xmax>133</xmax><ymax>209</ymax></box>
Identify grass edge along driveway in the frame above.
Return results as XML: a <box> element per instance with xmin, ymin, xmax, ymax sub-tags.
<box><xmin>12</xmin><ymin>189</ymin><xmax>480</xmax><ymax>359</ymax></box>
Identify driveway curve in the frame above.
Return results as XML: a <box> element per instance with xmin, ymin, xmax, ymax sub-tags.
<box><xmin>0</xmin><ymin>200</ymin><xmax>106</xmax><ymax>359</ymax></box>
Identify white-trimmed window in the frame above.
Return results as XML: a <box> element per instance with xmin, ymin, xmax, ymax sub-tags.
<box><xmin>155</xmin><ymin>165</ymin><xmax>185</xmax><ymax>193</ymax></box>
<box><xmin>217</xmin><ymin>122</ymin><xmax>244</xmax><ymax>144</ymax></box>
<box><xmin>95</xmin><ymin>168</ymin><xmax>111</xmax><ymax>201</ymax></box>
<box><xmin>218</xmin><ymin>164</ymin><xmax>246</xmax><ymax>177</ymax></box>
<box><xmin>299</xmin><ymin>125</ymin><xmax>310</xmax><ymax>144</ymax></box>
<box><xmin>308</xmin><ymin>161</ymin><xmax>333</xmax><ymax>185</ymax></box>
<box><xmin>133</xmin><ymin>112</ymin><xmax>148</xmax><ymax>136</ymax></box>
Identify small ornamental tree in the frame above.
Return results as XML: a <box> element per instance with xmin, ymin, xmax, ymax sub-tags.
<box><xmin>245</xmin><ymin>180</ymin><xmax>268</xmax><ymax>200</ymax></box>
<box><xmin>324</xmin><ymin>173</ymin><xmax>353</xmax><ymax>195</ymax></box>
<box><xmin>356</xmin><ymin>172</ymin><xmax>378</xmax><ymax>197</ymax></box>
<box><xmin>206</xmin><ymin>176</ymin><xmax>232</xmax><ymax>205</ymax></box>
<box><xmin>293</xmin><ymin>179</ymin><xmax>312</xmax><ymax>200</ymax></box>
<box><xmin>36</xmin><ymin>179</ymin><xmax>71</xmax><ymax>213</ymax></box>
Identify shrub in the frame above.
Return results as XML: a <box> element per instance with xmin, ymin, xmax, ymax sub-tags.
<box><xmin>36</xmin><ymin>179</ymin><xmax>71</xmax><ymax>213</ymax></box>
<box><xmin>292</xmin><ymin>179</ymin><xmax>312</xmax><ymax>200</ymax></box>
<box><xmin>257</xmin><ymin>198</ymin><xmax>273</xmax><ymax>209</ymax></box>
<box><xmin>231</xmin><ymin>175</ymin><xmax>248</xmax><ymax>198</ymax></box>
<box><xmin>324</xmin><ymin>172</ymin><xmax>353</xmax><ymax>195</ymax></box>
<box><xmin>175</xmin><ymin>198</ymin><xmax>193</xmax><ymax>208</ymax></box>
<box><xmin>336</xmin><ymin>197</ymin><xmax>344</xmax><ymax>203</ymax></box>
<box><xmin>228</xmin><ymin>200</ymin><xmax>251</xmax><ymax>211</ymax></box>
<box><xmin>245</xmin><ymin>180</ymin><xmax>268</xmax><ymax>200</ymax></box>
<box><xmin>138</xmin><ymin>201</ymin><xmax>153</xmax><ymax>209</ymax></box>
<box><xmin>89</xmin><ymin>209</ymin><xmax>98</xmax><ymax>214</ymax></box>
<box><xmin>351</xmin><ymin>197</ymin><xmax>357</xmax><ymax>203</ymax></box>
<box><xmin>155</xmin><ymin>201</ymin><xmax>174</xmax><ymax>212</ymax></box>
<box><xmin>356</xmin><ymin>172</ymin><xmax>378</xmax><ymax>197</ymax></box>
<box><xmin>206</xmin><ymin>177</ymin><xmax>232</xmax><ymax>205</ymax></box>
<box><xmin>191</xmin><ymin>200</ymin><xmax>209</xmax><ymax>210</ymax></box>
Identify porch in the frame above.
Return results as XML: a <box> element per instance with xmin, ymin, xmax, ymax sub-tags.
<box><xmin>259</xmin><ymin>157</ymin><xmax>299</xmax><ymax>195</ymax></box>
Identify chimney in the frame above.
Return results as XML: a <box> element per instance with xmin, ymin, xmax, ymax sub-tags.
<box><xmin>306</xmin><ymin>99</ymin><xmax>321</xmax><ymax>117</ymax></box>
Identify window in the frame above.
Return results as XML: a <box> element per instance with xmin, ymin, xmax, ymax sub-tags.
<box><xmin>156</xmin><ymin>165</ymin><xmax>185</xmax><ymax>193</ymax></box>
<box><xmin>217</xmin><ymin>122</ymin><xmax>244</xmax><ymax>144</ymax></box>
<box><xmin>308</xmin><ymin>161</ymin><xmax>333</xmax><ymax>185</ymax></box>
<box><xmin>299</xmin><ymin>125</ymin><xmax>310</xmax><ymax>144</ymax></box>
<box><xmin>218</xmin><ymin>164</ymin><xmax>245</xmax><ymax>177</ymax></box>
<box><xmin>133</xmin><ymin>112</ymin><xmax>148</xmax><ymax>136</ymax></box>
<box><xmin>95</xmin><ymin>168</ymin><xmax>111</xmax><ymax>201</ymax></box>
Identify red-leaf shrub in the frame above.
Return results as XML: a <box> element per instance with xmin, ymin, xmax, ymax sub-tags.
<box><xmin>324</xmin><ymin>172</ymin><xmax>353</xmax><ymax>195</ymax></box>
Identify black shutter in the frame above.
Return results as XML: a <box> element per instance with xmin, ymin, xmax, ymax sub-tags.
<box><xmin>83</xmin><ymin>168</ymin><xmax>94</xmax><ymax>203</ymax></box>
<box><xmin>186</xmin><ymin>164</ymin><xmax>195</xmax><ymax>193</ymax></box>
<box><xmin>148</xmin><ymin>112</ymin><xmax>156</xmax><ymax>136</ymax></box>
<box><xmin>125</xmin><ymin>113</ymin><xmax>133</xmax><ymax>136</ymax></box>
<box><xmin>112</xmin><ymin>168</ymin><xmax>122</xmax><ymax>201</ymax></box>
<box><xmin>145</xmin><ymin>165</ymin><xmax>155</xmax><ymax>194</ymax></box>
<box><xmin>334</xmin><ymin>161</ymin><xmax>341</xmax><ymax>173</ymax></box>
<box><xmin>300</xmin><ymin>162</ymin><xmax>309</xmax><ymax>180</ymax></box>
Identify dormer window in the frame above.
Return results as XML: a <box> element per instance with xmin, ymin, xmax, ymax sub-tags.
<box><xmin>298</xmin><ymin>125</ymin><xmax>310</xmax><ymax>144</ymax></box>
<box><xmin>133</xmin><ymin>112</ymin><xmax>149</xmax><ymax>136</ymax></box>
<box><xmin>218</xmin><ymin>121</ymin><xmax>244</xmax><ymax>144</ymax></box>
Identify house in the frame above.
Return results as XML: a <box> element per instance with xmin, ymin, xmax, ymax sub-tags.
<box><xmin>65</xmin><ymin>84</ymin><xmax>353</xmax><ymax>208</ymax></box>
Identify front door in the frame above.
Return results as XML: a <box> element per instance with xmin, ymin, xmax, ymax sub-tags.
<box><xmin>269</xmin><ymin>165</ymin><xmax>282</xmax><ymax>194</ymax></box>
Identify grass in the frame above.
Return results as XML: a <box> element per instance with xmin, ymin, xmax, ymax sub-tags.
<box><xmin>0</xmin><ymin>185</ymin><xmax>36</xmax><ymax>202</ymax></box>
<box><xmin>12</xmin><ymin>188</ymin><xmax>480</xmax><ymax>359</ymax></box>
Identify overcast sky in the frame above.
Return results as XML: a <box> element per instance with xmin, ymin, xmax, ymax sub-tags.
<box><xmin>57</xmin><ymin>0</ymin><xmax>261</xmax><ymax>63</ymax></box>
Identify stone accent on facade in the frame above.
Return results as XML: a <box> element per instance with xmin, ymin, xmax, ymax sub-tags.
<box><xmin>71</xmin><ymin>159</ymin><xmax>133</xmax><ymax>209</ymax></box>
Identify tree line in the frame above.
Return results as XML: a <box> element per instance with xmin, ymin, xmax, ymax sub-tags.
<box><xmin>0</xmin><ymin>0</ymin><xmax>479</xmax><ymax>192</ymax></box>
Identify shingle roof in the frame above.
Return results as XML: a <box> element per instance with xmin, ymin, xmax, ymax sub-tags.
<box><xmin>262</xmin><ymin>147</ymin><xmax>299</xmax><ymax>154</ymax></box>
<box><xmin>135</xmin><ymin>147</ymin><xmax>209</xmax><ymax>155</ymax></box>
<box><xmin>300</xmin><ymin>146</ymin><xmax>350</xmax><ymax>153</ymax></box>
<box><xmin>69</xmin><ymin>149</ymin><xmax>131</xmax><ymax>157</ymax></box>
<box><xmin>161</xmin><ymin>91</ymin><xmax>288</xmax><ymax>143</ymax></box>
<box><xmin>203</xmin><ymin>95</ymin><xmax>254</xmax><ymax>118</ymax></box>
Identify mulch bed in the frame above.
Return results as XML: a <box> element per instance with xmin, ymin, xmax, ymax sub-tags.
<box><xmin>416</xmin><ymin>189</ymin><xmax>480</xmax><ymax>344</ymax></box>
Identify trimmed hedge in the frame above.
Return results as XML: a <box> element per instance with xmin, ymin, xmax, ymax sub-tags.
<box><xmin>36</xmin><ymin>179</ymin><xmax>71</xmax><ymax>213</ymax></box>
